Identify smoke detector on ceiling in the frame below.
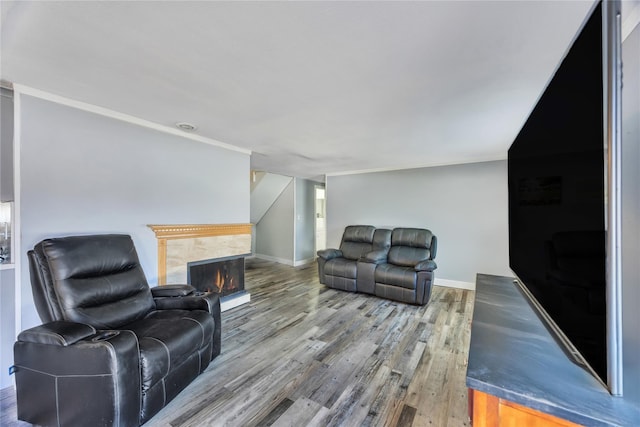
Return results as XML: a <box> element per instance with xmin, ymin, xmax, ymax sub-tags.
<box><xmin>175</xmin><ymin>122</ymin><xmax>197</xmax><ymax>132</ymax></box>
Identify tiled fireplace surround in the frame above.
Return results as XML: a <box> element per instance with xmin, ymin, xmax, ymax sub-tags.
<box><xmin>148</xmin><ymin>224</ymin><xmax>252</xmax><ymax>311</ymax></box>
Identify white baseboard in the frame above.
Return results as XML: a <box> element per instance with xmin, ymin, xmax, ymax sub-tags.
<box><xmin>293</xmin><ymin>258</ymin><xmax>315</xmax><ymax>267</ymax></box>
<box><xmin>220</xmin><ymin>292</ymin><xmax>251</xmax><ymax>312</ymax></box>
<box><xmin>253</xmin><ymin>254</ymin><xmax>315</xmax><ymax>267</ymax></box>
<box><xmin>253</xmin><ymin>253</ymin><xmax>294</xmax><ymax>266</ymax></box>
<box><xmin>434</xmin><ymin>278</ymin><xmax>475</xmax><ymax>291</ymax></box>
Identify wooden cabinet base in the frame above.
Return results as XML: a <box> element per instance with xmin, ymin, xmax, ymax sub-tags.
<box><xmin>469</xmin><ymin>389</ymin><xmax>583</xmax><ymax>427</ymax></box>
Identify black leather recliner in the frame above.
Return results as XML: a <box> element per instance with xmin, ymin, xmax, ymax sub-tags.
<box><xmin>316</xmin><ymin>225</ymin><xmax>391</xmax><ymax>292</ymax></box>
<box><xmin>13</xmin><ymin>234</ymin><xmax>222</xmax><ymax>426</ymax></box>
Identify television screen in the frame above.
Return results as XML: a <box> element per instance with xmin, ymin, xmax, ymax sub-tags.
<box><xmin>508</xmin><ymin>2</ymin><xmax>607</xmax><ymax>383</ymax></box>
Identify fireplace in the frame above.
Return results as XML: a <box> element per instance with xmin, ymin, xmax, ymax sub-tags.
<box><xmin>187</xmin><ymin>254</ymin><xmax>251</xmax><ymax>311</ymax></box>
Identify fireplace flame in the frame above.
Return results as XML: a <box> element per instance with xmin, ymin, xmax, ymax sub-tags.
<box><xmin>194</xmin><ymin>258</ymin><xmax>243</xmax><ymax>296</ymax></box>
<box><xmin>214</xmin><ymin>270</ymin><xmax>224</xmax><ymax>293</ymax></box>
<box><xmin>213</xmin><ymin>269</ymin><xmax>237</xmax><ymax>292</ymax></box>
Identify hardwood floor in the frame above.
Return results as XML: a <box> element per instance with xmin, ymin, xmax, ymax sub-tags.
<box><xmin>1</xmin><ymin>258</ymin><xmax>475</xmax><ymax>427</ymax></box>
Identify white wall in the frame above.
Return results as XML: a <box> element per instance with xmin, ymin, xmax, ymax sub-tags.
<box><xmin>18</xmin><ymin>94</ymin><xmax>250</xmax><ymax>330</ymax></box>
<box><xmin>326</xmin><ymin>160</ymin><xmax>510</xmax><ymax>285</ymax></box>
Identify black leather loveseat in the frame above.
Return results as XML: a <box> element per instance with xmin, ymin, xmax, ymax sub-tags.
<box><xmin>317</xmin><ymin>225</ymin><xmax>437</xmax><ymax>305</ymax></box>
<box><xmin>13</xmin><ymin>234</ymin><xmax>221</xmax><ymax>426</ymax></box>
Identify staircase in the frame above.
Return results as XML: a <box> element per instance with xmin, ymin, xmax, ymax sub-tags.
<box><xmin>250</xmin><ymin>171</ymin><xmax>292</xmax><ymax>224</ymax></box>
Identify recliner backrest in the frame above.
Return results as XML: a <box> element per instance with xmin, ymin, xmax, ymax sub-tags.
<box><xmin>372</xmin><ymin>228</ymin><xmax>392</xmax><ymax>252</ymax></box>
<box><xmin>339</xmin><ymin>225</ymin><xmax>376</xmax><ymax>260</ymax></box>
<box><xmin>29</xmin><ymin>234</ymin><xmax>155</xmax><ymax>329</ymax></box>
<box><xmin>388</xmin><ymin>228</ymin><xmax>437</xmax><ymax>267</ymax></box>
<box><xmin>28</xmin><ymin>248</ymin><xmax>64</xmax><ymax>323</ymax></box>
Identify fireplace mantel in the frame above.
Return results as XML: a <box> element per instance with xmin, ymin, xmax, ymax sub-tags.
<box><xmin>148</xmin><ymin>223</ymin><xmax>252</xmax><ymax>285</ymax></box>
<box><xmin>148</xmin><ymin>224</ymin><xmax>252</xmax><ymax>239</ymax></box>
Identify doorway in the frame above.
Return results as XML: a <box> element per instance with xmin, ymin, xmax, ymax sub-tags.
<box><xmin>314</xmin><ymin>185</ymin><xmax>326</xmax><ymax>253</ymax></box>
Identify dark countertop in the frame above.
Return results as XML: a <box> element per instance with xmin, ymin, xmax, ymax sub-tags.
<box><xmin>466</xmin><ymin>274</ymin><xmax>640</xmax><ymax>427</ymax></box>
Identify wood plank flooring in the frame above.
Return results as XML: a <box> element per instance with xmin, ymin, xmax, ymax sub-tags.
<box><xmin>1</xmin><ymin>258</ymin><xmax>475</xmax><ymax>427</ymax></box>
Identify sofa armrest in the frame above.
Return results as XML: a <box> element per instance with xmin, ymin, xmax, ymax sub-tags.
<box><xmin>415</xmin><ymin>260</ymin><xmax>437</xmax><ymax>272</ymax></box>
<box><xmin>317</xmin><ymin>248</ymin><xmax>343</xmax><ymax>260</ymax></box>
<box><xmin>151</xmin><ymin>284</ymin><xmax>195</xmax><ymax>298</ymax></box>
<box><xmin>17</xmin><ymin>321</ymin><xmax>97</xmax><ymax>346</ymax></box>
<box><xmin>361</xmin><ymin>250</ymin><xmax>388</xmax><ymax>264</ymax></box>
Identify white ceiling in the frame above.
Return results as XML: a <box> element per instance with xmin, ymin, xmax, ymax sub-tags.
<box><xmin>1</xmin><ymin>1</ymin><xmax>596</xmax><ymax>180</ymax></box>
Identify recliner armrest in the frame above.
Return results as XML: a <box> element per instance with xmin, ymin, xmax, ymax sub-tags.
<box><xmin>154</xmin><ymin>291</ymin><xmax>222</xmax><ymax>359</ymax></box>
<box><xmin>415</xmin><ymin>260</ymin><xmax>437</xmax><ymax>272</ymax></box>
<box><xmin>151</xmin><ymin>284</ymin><xmax>195</xmax><ymax>297</ymax></box>
<box><xmin>361</xmin><ymin>250</ymin><xmax>388</xmax><ymax>264</ymax></box>
<box><xmin>17</xmin><ymin>321</ymin><xmax>97</xmax><ymax>346</ymax></box>
<box><xmin>154</xmin><ymin>291</ymin><xmax>219</xmax><ymax>312</ymax></box>
<box><xmin>317</xmin><ymin>248</ymin><xmax>343</xmax><ymax>260</ymax></box>
<box><xmin>14</xmin><ymin>328</ymin><xmax>142</xmax><ymax>426</ymax></box>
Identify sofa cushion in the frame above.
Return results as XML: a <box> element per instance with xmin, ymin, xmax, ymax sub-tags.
<box><xmin>339</xmin><ymin>225</ymin><xmax>376</xmax><ymax>260</ymax></box>
<box><xmin>324</xmin><ymin>258</ymin><xmax>358</xmax><ymax>279</ymax></box>
<box><xmin>388</xmin><ymin>228</ymin><xmax>433</xmax><ymax>266</ymax></box>
<box><xmin>375</xmin><ymin>264</ymin><xmax>417</xmax><ymax>290</ymax></box>
<box><xmin>372</xmin><ymin>228</ymin><xmax>392</xmax><ymax>252</ymax></box>
<box><xmin>124</xmin><ymin>309</ymin><xmax>214</xmax><ymax>393</ymax></box>
<box><xmin>340</xmin><ymin>242</ymin><xmax>374</xmax><ymax>261</ymax></box>
<box><xmin>388</xmin><ymin>247</ymin><xmax>431</xmax><ymax>267</ymax></box>
<box><xmin>391</xmin><ymin>228</ymin><xmax>433</xmax><ymax>248</ymax></box>
<box><xmin>342</xmin><ymin>225</ymin><xmax>376</xmax><ymax>243</ymax></box>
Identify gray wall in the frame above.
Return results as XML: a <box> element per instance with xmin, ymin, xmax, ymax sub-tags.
<box><xmin>250</xmin><ymin>173</ymin><xmax>292</xmax><ymax>224</ymax></box>
<box><xmin>0</xmin><ymin>88</ymin><xmax>14</xmax><ymax>389</ymax></box>
<box><xmin>326</xmin><ymin>160</ymin><xmax>510</xmax><ymax>284</ymax></box>
<box><xmin>1</xmin><ymin>88</ymin><xmax>13</xmax><ymax>202</ymax></box>
<box><xmin>254</xmin><ymin>177</ymin><xmax>317</xmax><ymax>265</ymax></box>
<box><xmin>621</xmin><ymin>21</ymin><xmax>640</xmax><ymax>405</ymax></box>
<box><xmin>19</xmin><ymin>95</ymin><xmax>250</xmax><ymax>329</ymax></box>
<box><xmin>255</xmin><ymin>180</ymin><xmax>295</xmax><ymax>262</ymax></box>
<box><xmin>0</xmin><ymin>268</ymin><xmax>15</xmax><ymax>388</ymax></box>
<box><xmin>294</xmin><ymin>178</ymin><xmax>316</xmax><ymax>263</ymax></box>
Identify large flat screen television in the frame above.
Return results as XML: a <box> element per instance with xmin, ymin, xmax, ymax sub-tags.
<box><xmin>508</xmin><ymin>0</ymin><xmax>622</xmax><ymax>394</ymax></box>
